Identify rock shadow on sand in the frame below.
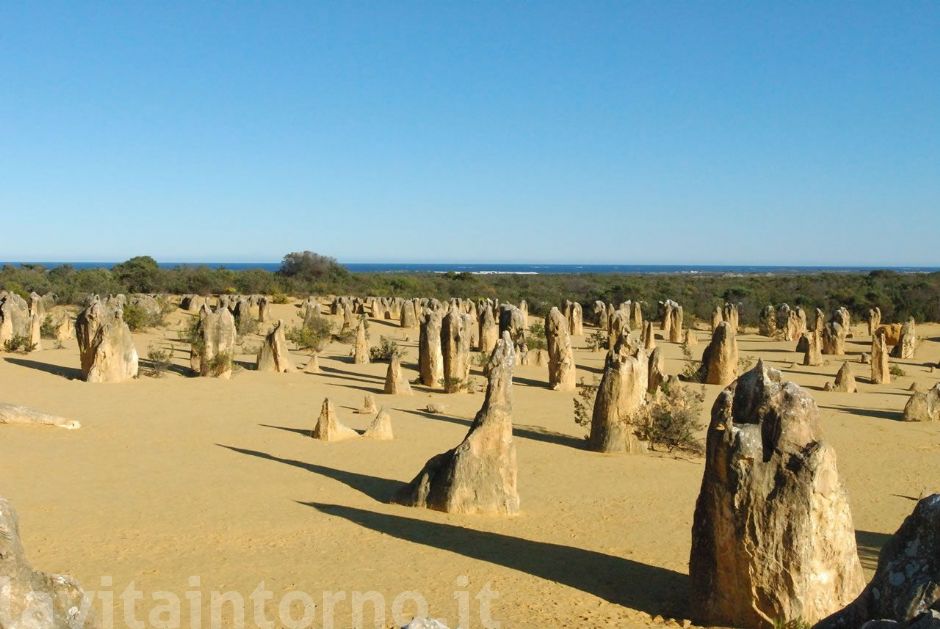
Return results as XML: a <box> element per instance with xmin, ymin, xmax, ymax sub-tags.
<box><xmin>3</xmin><ymin>357</ymin><xmax>82</xmax><ymax>380</ymax></box>
<box><xmin>398</xmin><ymin>409</ymin><xmax>585</xmax><ymax>450</ymax></box>
<box><xmin>218</xmin><ymin>444</ymin><xmax>405</xmax><ymax>502</ymax></box>
<box><xmin>303</xmin><ymin>502</ymin><xmax>688</xmax><ymax>619</ymax></box>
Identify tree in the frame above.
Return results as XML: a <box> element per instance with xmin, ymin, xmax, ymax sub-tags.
<box><xmin>113</xmin><ymin>256</ymin><xmax>161</xmax><ymax>293</ymax></box>
<box><xmin>278</xmin><ymin>251</ymin><xmax>346</xmax><ymax>281</ymax></box>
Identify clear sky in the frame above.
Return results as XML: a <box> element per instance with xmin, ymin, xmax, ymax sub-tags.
<box><xmin>1</xmin><ymin>2</ymin><xmax>938</xmax><ymax>265</ymax></box>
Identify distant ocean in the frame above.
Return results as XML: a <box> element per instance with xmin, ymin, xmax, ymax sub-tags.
<box><xmin>3</xmin><ymin>262</ymin><xmax>939</xmax><ymax>275</ymax></box>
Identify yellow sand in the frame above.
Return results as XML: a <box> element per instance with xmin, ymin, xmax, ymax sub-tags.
<box><xmin>2</xmin><ymin>301</ymin><xmax>939</xmax><ymax>628</ymax></box>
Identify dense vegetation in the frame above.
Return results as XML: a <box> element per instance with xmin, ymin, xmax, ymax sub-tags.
<box><xmin>2</xmin><ymin>253</ymin><xmax>939</xmax><ymax>326</ymax></box>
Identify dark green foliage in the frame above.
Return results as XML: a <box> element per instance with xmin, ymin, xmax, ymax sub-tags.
<box><xmin>278</xmin><ymin>251</ymin><xmax>348</xmax><ymax>283</ymax></box>
<box><xmin>369</xmin><ymin>336</ymin><xmax>403</xmax><ymax>362</ymax></box>
<box><xmin>3</xmin><ymin>335</ymin><xmax>37</xmax><ymax>353</ymax></box>
<box><xmin>3</xmin><ymin>260</ymin><xmax>940</xmax><ymax>326</ymax></box>
<box><xmin>573</xmin><ymin>378</ymin><xmax>598</xmax><ymax>429</ymax></box>
<box><xmin>144</xmin><ymin>345</ymin><xmax>173</xmax><ymax>377</ymax></box>
<box><xmin>122</xmin><ymin>302</ymin><xmax>165</xmax><ymax>331</ymax></box>
<box><xmin>285</xmin><ymin>316</ymin><xmax>333</xmax><ymax>354</ymax></box>
<box><xmin>638</xmin><ymin>382</ymin><xmax>705</xmax><ymax>454</ymax></box>
<box><xmin>526</xmin><ymin>321</ymin><xmax>547</xmax><ymax>352</ymax></box>
<box><xmin>112</xmin><ymin>256</ymin><xmax>161</xmax><ymax>293</ymax></box>
<box><xmin>40</xmin><ymin>315</ymin><xmax>57</xmax><ymax>339</ymax></box>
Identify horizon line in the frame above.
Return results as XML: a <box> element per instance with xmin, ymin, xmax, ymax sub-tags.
<box><xmin>3</xmin><ymin>259</ymin><xmax>939</xmax><ymax>270</ymax></box>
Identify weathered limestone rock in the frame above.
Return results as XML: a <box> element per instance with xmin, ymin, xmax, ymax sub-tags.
<box><xmin>609</xmin><ymin>309</ymin><xmax>629</xmax><ymax>351</ymax></box>
<box><xmin>305</xmin><ymin>353</ymin><xmax>321</xmax><ymax>374</ymax></box>
<box><xmin>814</xmin><ymin>307</ymin><xmax>827</xmax><ymax>333</ymax></box>
<box><xmin>684</xmin><ymin>328</ymin><xmax>698</xmax><ymax>348</ymax></box>
<box><xmin>74</xmin><ymin>298</ymin><xmax>139</xmax><ymax>383</ymax></box>
<box><xmin>563</xmin><ymin>300</ymin><xmax>583</xmax><ymax>336</ymax></box>
<box><xmin>180</xmin><ymin>294</ymin><xmax>204</xmax><ymax>312</ymax></box>
<box><xmin>647</xmin><ymin>347</ymin><xmax>665</xmax><ymax>394</ymax></box>
<box><xmin>892</xmin><ymin>318</ymin><xmax>917</xmax><ymax>359</ymax></box>
<box><xmin>191</xmin><ymin>305</ymin><xmax>237</xmax><ymax>379</ymax></box>
<box><xmin>777</xmin><ymin>304</ymin><xmax>793</xmax><ymax>340</ymax></box>
<box><xmin>341</xmin><ymin>303</ymin><xmax>357</xmax><ymax>332</ymax></box>
<box><xmin>823</xmin><ymin>310</ymin><xmax>849</xmax><ymax>356</ymax></box>
<box><xmin>803</xmin><ymin>329</ymin><xmax>823</xmax><ymax>366</ymax></box>
<box><xmin>868</xmin><ymin>307</ymin><xmax>883</xmax><ymax>337</ymax></box>
<box><xmin>817</xmin><ymin>494</ymin><xmax>940</xmax><ymax>628</ymax></box>
<box><xmin>699</xmin><ymin>322</ymin><xmax>738</xmax><ymax>386</ymax></box>
<box><xmin>689</xmin><ymin>362</ymin><xmax>865</xmax><ymax>628</ymax></box>
<box><xmin>475</xmin><ymin>304</ymin><xmax>496</xmax><ymax>355</ymax></box>
<box><xmin>257</xmin><ymin>296</ymin><xmax>269</xmax><ymax>323</ymax></box>
<box><xmin>383</xmin><ymin>353</ymin><xmax>413</xmax><ymax>395</ymax></box>
<box><xmin>903</xmin><ymin>384</ymin><xmax>940</xmax><ymax>422</ymax></box>
<box><xmin>363</xmin><ymin>407</ymin><xmax>394</xmax><ymax>440</ymax></box>
<box><xmin>301</xmin><ymin>297</ymin><xmax>322</xmax><ymax>327</ymax></box>
<box><xmin>545</xmin><ymin>307</ymin><xmax>576</xmax><ymax>391</ymax></box>
<box><xmin>592</xmin><ymin>301</ymin><xmax>608</xmax><ymax>330</ymax></box>
<box><xmin>51</xmin><ymin>310</ymin><xmax>73</xmax><ymax>342</ymax></box>
<box><xmin>872</xmin><ymin>334</ymin><xmax>891</xmax><ymax>385</ymax></box>
<box><xmin>758</xmin><ymin>304</ymin><xmax>777</xmax><ymax>337</ymax></box>
<box><xmin>0</xmin><ymin>291</ymin><xmax>30</xmax><ymax>346</ymax></box>
<box><xmin>822</xmin><ymin>322</ymin><xmax>847</xmax><ymax>356</ymax></box>
<box><xmin>400</xmin><ymin>299</ymin><xmax>418</xmax><ymax>329</ymax></box>
<box><xmin>0</xmin><ymin>495</ymin><xmax>98</xmax><ymax>629</ymax></box>
<box><xmin>356</xmin><ymin>393</ymin><xmax>378</xmax><ymax>414</ymax></box>
<box><xmin>630</xmin><ymin>301</ymin><xmax>643</xmax><ymax>330</ymax></box>
<box><xmin>722</xmin><ymin>303</ymin><xmax>739</xmax><ymax>333</ymax></box>
<box><xmin>669</xmin><ymin>305</ymin><xmax>684</xmax><ymax>343</ymax></box>
<box><xmin>498</xmin><ymin>305</ymin><xmax>527</xmax><ymax>363</ymax></box>
<box><xmin>256</xmin><ymin>320</ymin><xmax>293</xmax><ymax>373</ymax></box>
<box><xmin>28</xmin><ymin>292</ymin><xmax>44</xmax><ymax>350</ymax></box>
<box><xmin>392</xmin><ymin>332</ymin><xmax>519</xmax><ymax>515</ymax></box>
<box><xmin>232</xmin><ymin>298</ymin><xmax>254</xmax><ymax>331</ymax></box>
<box><xmin>876</xmin><ymin>323</ymin><xmax>904</xmax><ymax>348</ymax></box>
<box><xmin>441</xmin><ymin>307</ymin><xmax>471</xmax><ymax>393</ymax></box>
<box><xmin>797</xmin><ymin>306</ymin><xmax>809</xmax><ymax>335</ymax></box>
<box><xmin>588</xmin><ymin>347</ymin><xmax>648</xmax><ymax>453</ymax></box>
<box><xmin>832</xmin><ymin>362</ymin><xmax>858</xmax><ymax>393</ymax></box>
<box><xmin>711</xmin><ymin>305</ymin><xmax>723</xmax><ymax>331</ymax></box>
<box><xmin>310</xmin><ymin>398</ymin><xmax>359</xmax><ymax>442</ymax></box>
<box><xmin>418</xmin><ymin>309</ymin><xmax>445</xmax><ymax>387</ymax></box>
<box><xmin>661</xmin><ymin>300</ymin><xmax>677</xmax><ymax>338</ymax></box>
<box><xmin>353</xmin><ymin>318</ymin><xmax>370</xmax><ymax>365</ymax></box>
<box><xmin>0</xmin><ymin>403</ymin><xmax>81</xmax><ymax>430</ymax></box>
<box><xmin>642</xmin><ymin>320</ymin><xmax>656</xmax><ymax>351</ymax></box>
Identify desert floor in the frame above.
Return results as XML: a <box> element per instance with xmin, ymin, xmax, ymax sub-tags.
<box><xmin>2</xmin><ymin>300</ymin><xmax>940</xmax><ymax>628</ymax></box>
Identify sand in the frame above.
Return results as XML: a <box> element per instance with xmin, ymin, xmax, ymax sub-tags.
<box><xmin>2</xmin><ymin>301</ymin><xmax>940</xmax><ymax>628</ymax></box>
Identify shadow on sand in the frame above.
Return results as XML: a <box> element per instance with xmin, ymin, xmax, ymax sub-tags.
<box><xmin>217</xmin><ymin>444</ymin><xmax>405</xmax><ymax>502</ymax></box>
<box><xmin>820</xmin><ymin>404</ymin><xmax>903</xmax><ymax>421</ymax></box>
<box><xmin>398</xmin><ymin>409</ymin><xmax>585</xmax><ymax>450</ymax></box>
<box><xmin>4</xmin><ymin>357</ymin><xmax>83</xmax><ymax>380</ymax></box>
<box><xmin>855</xmin><ymin>529</ymin><xmax>891</xmax><ymax>572</ymax></box>
<box><xmin>302</xmin><ymin>501</ymin><xmax>689</xmax><ymax>618</ymax></box>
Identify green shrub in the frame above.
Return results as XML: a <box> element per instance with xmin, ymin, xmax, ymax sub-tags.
<box><xmin>236</xmin><ymin>315</ymin><xmax>259</xmax><ymax>336</ymax></box>
<box><xmin>369</xmin><ymin>336</ymin><xmax>403</xmax><ymax>362</ymax></box>
<box><xmin>573</xmin><ymin>378</ymin><xmax>598</xmax><ymax>429</ymax></box>
<box><xmin>122</xmin><ymin>302</ymin><xmax>165</xmax><ymax>331</ymax></box>
<box><xmin>3</xmin><ymin>335</ymin><xmax>37</xmax><ymax>353</ymax></box>
<box><xmin>526</xmin><ymin>321</ymin><xmax>547</xmax><ymax>352</ymax></box>
<box><xmin>144</xmin><ymin>345</ymin><xmax>173</xmax><ymax>378</ymax></box>
<box><xmin>40</xmin><ymin>315</ymin><xmax>57</xmax><ymax>339</ymax></box>
<box><xmin>638</xmin><ymin>381</ymin><xmax>705</xmax><ymax>454</ymax></box>
<box><xmin>286</xmin><ymin>315</ymin><xmax>333</xmax><ymax>354</ymax></box>
<box><xmin>890</xmin><ymin>364</ymin><xmax>906</xmax><ymax>377</ymax></box>
<box><xmin>587</xmin><ymin>330</ymin><xmax>607</xmax><ymax>351</ymax></box>
<box><xmin>207</xmin><ymin>351</ymin><xmax>233</xmax><ymax>377</ymax></box>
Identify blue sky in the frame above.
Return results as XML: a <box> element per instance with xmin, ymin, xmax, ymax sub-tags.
<box><xmin>1</xmin><ymin>2</ymin><xmax>938</xmax><ymax>265</ymax></box>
